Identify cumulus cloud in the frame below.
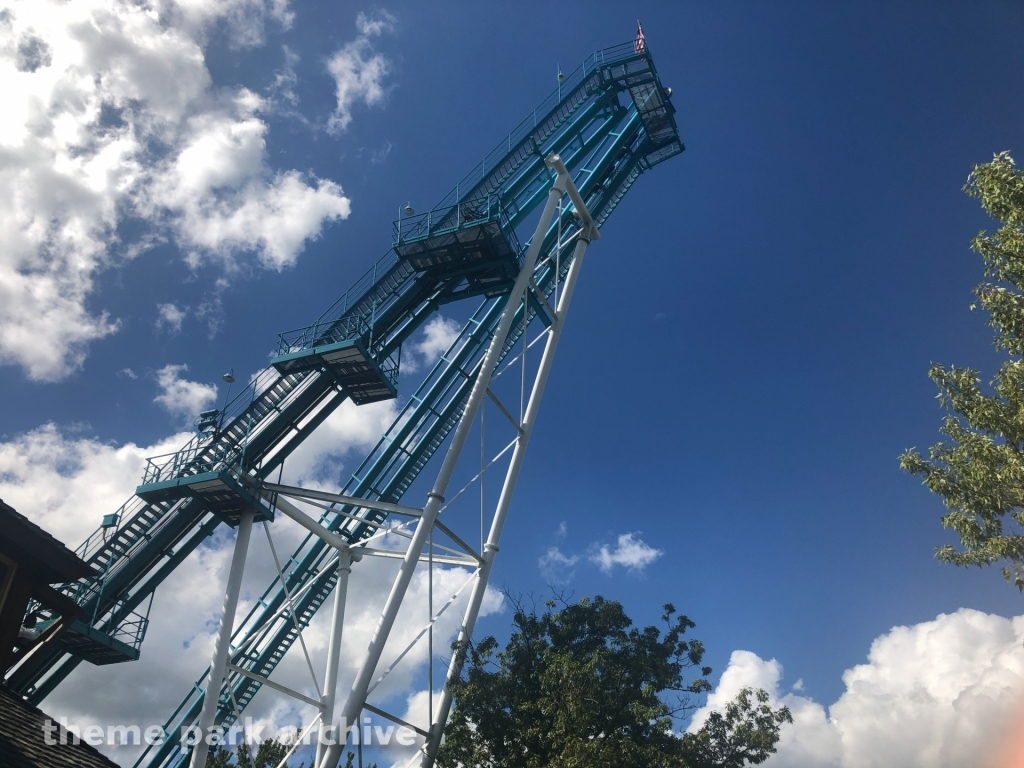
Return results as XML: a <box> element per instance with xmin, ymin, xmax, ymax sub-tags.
<box><xmin>0</xmin><ymin>404</ymin><xmax>503</xmax><ymax>765</ymax></box>
<box><xmin>0</xmin><ymin>422</ymin><xmax>191</xmax><ymax>543</ymax></box>
<box><xmin>537</xmin><ymin>530</ymin><xmax>663</xmax><ymax>582</ymax></box>
<box><xmin>538</xmin><ymin>546</ymin><xmax>579</xmax><ymax>584</ymax></box>
<box><xmin>155</xmin><ymin>302</ymin><xmax>188</xmax><ymax>333</ymax></box>
<box><xmin>326</xmin><ymin>10</ymin><xmax>395</xmax><ymax>133</ymax></box>
<box><xmin>690</xmin><ymin>609</ymin><xmax>1024</xmax><ymax>768</ymax></box>
<box><xmin>160</xmin><ymin>0</ymin><xmax>293</xmax><ymax>49</ymax></box>
<box><xmin>0</xmin><ymin>0</ymin><xmax>352</xmax><ymax>381</ymax></box>
<box><xmin>267</xmin><ymin>44</ymin><xmax>300</xmax><ymax>109</ymax></box>
<box><xmin>589</xmin><ymin>531</ymin><xmax>662</xmax><ymax>574</ymax></box>
<box><xmin>281</xmin><ymin>398</ymin><xmax>401</xmax><ymax>490</ymax></box>
<box><xmin>404</xmin><ymin>315</ymin><xmax>462</xmax><ymax>373</ymax></box>
<box><xmin>153</xmin><ymin>363</ymin><xmax>218</xmax><ymax>422</ymax></box>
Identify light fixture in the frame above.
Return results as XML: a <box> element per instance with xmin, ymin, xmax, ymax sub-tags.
<box><xmin>403</xmin><ymin>203</ymin><xmax>415</xmax><ymax>216</ymax></box>
<box><xmin>222</xmin><ymin>371</ymin><xmax>235</xmax><ymax>384</ymax></box>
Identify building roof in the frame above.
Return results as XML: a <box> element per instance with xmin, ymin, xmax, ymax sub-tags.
<box><xmin>0</xmin><ymin>500</ymin><xmax>94</xmax><ymax>584</ymax></box>
<box><xmin>0</xmin><ymin>685</ymin><xmax>121</xmax><ymax>768</ymax></box>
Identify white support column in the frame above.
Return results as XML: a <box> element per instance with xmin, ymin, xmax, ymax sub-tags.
<box><xmin>190</xmin><ymin>509</ymin><xmax>255</xmax><ymax>768</ymax></box>
<box><xmin>316</xmin><ymin>548</ymin><xmax>354</xmax><ymax>767</ymax></box>
<box><xmin>317</xmin><ymin>154</ymin><xmax>571</xmax><ymax>768</ymax></box>
<box><xmin>419</xmin><ymin>234</ymin><xmax>592</xmax><ymax>768</ymax></box>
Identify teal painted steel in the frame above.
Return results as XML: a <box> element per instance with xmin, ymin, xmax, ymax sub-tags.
<box><xmin>11</xmin><ymin>39</ymin><xmax>683</xmax><ymax>768</ymax></box>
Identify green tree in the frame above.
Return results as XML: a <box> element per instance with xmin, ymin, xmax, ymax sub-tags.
<box><xmin>205</xmin><ymin>738</ymin><xmax>295</xmax><ymax>768</ymax></box>
<box><xmin>901</xmin><ymin>151</ymin><xmax>1024</xmax><ymax>590</ymax></box>
<box><xmin>205</xmin><ymin>738</ymin><xmax>373</xmax><ymax>768</ymax></box>
<box><xmin>437</xmin><ymin>595</ymin><xmax>791</xmax><ymax>768</ymax></box>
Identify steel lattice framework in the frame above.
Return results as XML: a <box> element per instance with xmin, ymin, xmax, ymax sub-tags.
<box><xmin>5</xmin><ymin>40</ymin><xmax>683</xmax><ymax>768</ymax></box>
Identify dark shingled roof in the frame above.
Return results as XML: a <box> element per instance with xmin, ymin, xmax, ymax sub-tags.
<box><xmin>0</xmin><ymin>499</ymin><xmax>94</xmax><ymax>583</ymax></box>
<box><xmin>0</xmin><ymin>685</ymin><xmax>121</xmax><ymax>768</ymax></box>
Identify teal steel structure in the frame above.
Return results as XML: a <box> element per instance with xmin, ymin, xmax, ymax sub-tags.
<box><xmin>9</xmin><ymin>40</ymin><xmax>683</xmax><ymax>768</ymax></box>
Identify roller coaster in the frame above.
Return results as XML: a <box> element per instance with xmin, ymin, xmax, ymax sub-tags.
<box><xmin>6</xmin><ymin>38</ymin><xmax>683</xmax><ymax>768</ymax></box>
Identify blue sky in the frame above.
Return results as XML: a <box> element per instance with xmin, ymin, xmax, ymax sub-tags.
<box><xmin>3</xmin><ymin>2</ymin><xmax>1024</xmax><ymax>766</ymax></box>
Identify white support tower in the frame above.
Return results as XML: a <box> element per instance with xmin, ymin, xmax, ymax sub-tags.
<box><xmin>183</xmin><ymin>155</ymin><xmax>597</xmax><ymax>768</ymax></box>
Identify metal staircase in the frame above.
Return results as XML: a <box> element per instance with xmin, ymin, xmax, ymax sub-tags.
<box><xmin>10</xmin><ymin>39</ymin><xmax>683</xmax><ymax>768</ymax></box>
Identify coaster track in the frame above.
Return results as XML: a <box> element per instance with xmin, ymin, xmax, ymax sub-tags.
<box><xmin>9</xmin><ymin>39</ymin><xmax>683</xmax><ymax>768</ymax></box>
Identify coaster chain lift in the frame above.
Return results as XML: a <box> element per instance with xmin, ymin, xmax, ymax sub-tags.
<box><xmin>7</xmin><ymin>39</ymin><xmax>683</xmax><ymax>768</ymax></box>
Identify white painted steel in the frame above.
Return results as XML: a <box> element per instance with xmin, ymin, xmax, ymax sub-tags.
<box><xmin>356</xmin><ymin>547</ymin><xmax>476</xmax><ymax>567</ymax></box>
<box><xmin>418</xmin><ymin>235</ymin><xmax>592</xmax><ymax>768</ymax></box>
<box><xmin>274</xmin><ymin>712</ymin><xmax>322</xmax><ymax>768</ymax></box>
<box><xmin>263</xmin><ymin>483</ymin><xmax>424</xmax><ymax>518</ymax></box>
<box><xmin>224</xmin><ymin>663</ymin><xmax>321</xmax><ymax>709</ymax></box>
<box><xmin>316</xmin><ymin>549</ymin><xmax>353</xmax><ymax>767</ymax></box>
<box><xmin>316</xmin><ymin>154</ymin><xmax>571</xmax><ymax>768</ymax></box>
<box><xmin>189</xmin><ymin>509</ymin><xmax>255</xmax><ymax>768</ymax></box>
<box><xmin>547</xmin><ymin>154</ymin><xmax>600</xmax><ymax>241</ymax></box>
<box><xmin>269</xmin><ymin>494</ymin><xmax>350</xmax><ymax>550</ymax></box>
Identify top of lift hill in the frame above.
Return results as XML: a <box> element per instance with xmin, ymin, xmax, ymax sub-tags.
<box><xmin>270</xmin><ymin>40</ymin><xmax>680</xmax><ymax>364</ymax></box>
<box><xmin>133</xmin><ymin>39</ymin><xmax>680</xmax><ymax>524</ymax></box>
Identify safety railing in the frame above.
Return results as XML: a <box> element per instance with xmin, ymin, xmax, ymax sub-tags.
<box><xmin>423</xmin><ymin>41</ymin><xmax>645</xmax><ymax>218</ymax></box>
<box><xmin>392</xmin><ymin>194</ymin><xmax>524</xmax><ymax>256</ymax></box>
<box><xmin>374</xmin><ymin>348</ymin><xmax>402</xmax><ymax>388</ymax></box>
<box><xmin>272</xmin><ymin>42</ymin><xmax>643</xmax><ymax>366</ymax></box>
<box><xmin>274</xmin><ymin>249</ymin><xmax>404</xmax><ymax>357</ymax></box>
<box><xmin>275</xmin><ymin>312</ymin><xmax>373</xmax><ymax>358</ymax></box>
<box><xmin>25</xmin><ymin>594</ymin><xmax>150</xmax><ymax>654</ymax></box>
<box><xmin>111</xmin><ymin>608</ymin><xmax>150</xmax><ymax>652</ymax></box>
<box><xmin>139</xmin><ymin>366</ymin><xmax>285</xmax><ymax>485</ymax></box>
<box><xmin>141</xmin><ymin>441</ymin><xmax>243</xmax><ymax>486</ymax></box>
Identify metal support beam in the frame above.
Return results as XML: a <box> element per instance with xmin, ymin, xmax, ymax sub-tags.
<box><xmin>268</xmin><ymin>494</ymin><xmax>351</xmax><ymax>551</ymax></box>
<box><xmin>262</xmin><ymin>483</ymin><xmax>424</xmax><ymax>518</ymax></box>
<box><xmin>189</xmin><ymin>509</ymin><xmax>255</xmax><ymax>768</ymax></box>
<box><xmin>316</xmin><ymin>549</ymin><xmax>353</xmax><ymax>767</ymax></box>
<box><xmin>418</xmin><ymin>235</ymin><xmax>593</xmax><ymax>768</ymax></box>
<box><xmin>317</xmin><ymin>154</ymin><xmax>571</xmax><ymax>768</ymax></box>
<box><xmin>363</xmin><ymin>702</ymin><xmax>429</xmax><ymax>739</ymax></box>
<box><xmin>528</xmin><ymin>278</ymin><xmax>557</xmax><ymax>323</ymax></box>
<box><xmin>225</xmin><ymin>663</ymin><xmax>322</xmax><ymax>710</ymax></box>
<box><xmin>486</xmin><ymin>388</ymin><xmax>523</xmax><ymax>434</ymax></box>
<box><xmin>356</xmin><ymin>548</ymin><xmax>477</xmax><ymax>567</ymax></box>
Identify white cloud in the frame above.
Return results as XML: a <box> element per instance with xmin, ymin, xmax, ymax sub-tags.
<box><xmin>416</xmin><ymin>316</ymin><xmax>461</xmax><ymax>361</ymax></box>
<box><xmin>538</xmin><ymin>546</ymin><xmax>578</xmax><ymax>584</ymax></box>
<box><xmin>267</xmin><ymin>44</ymin><xmax>300</xmax><ymax>109</ymax></box>
<box><xmin>326</xmin><ymin>11</ymin><xmax>395</xmax><ymax>133</ymax></box>
<box><xmin>281</xmin><ymin>397</ymin><xmax>401</xmax><ymax>491</ymax></box>
<box><xmin>153</xmin><ymin>363</ymin><xmax>218</xmax><ymax>422</ymax></box>
<box><xmin>0</xmin><ymin>413</ymin><xmax>503</xmax><ymax>765</ymax></box>
<box><xmin>0</xmin><ymin>422</ymin><xmax>192</xmax><ymax>544</ymax></box>
<box><xmin>370</xmin><ymin>140</ymin><xmax>393</xmax><ymax>164</ymax></box>
<box><xmin>690</xmin><ymin>609</ymin><xmax>1024</xmax><ymax>768</ymax></box>
<box><xmin>155</xmin><ymin>302</ymin><xmax>188</xmax><ymax>333</ymax></box>
<box><xmin>537</xmin><ymin>529</ymin><xmax>663</xmax><ymax>582</ymax></box>
<box><xmin>148</xmin><ymin>107</ymin><xmax>351</xmax><ymax>271</ymax></box>
<box><xmin>589</xmin><ymin>532</ymin><xmax>662</xmax><ymax>574</ymax></box>
<box><xmin>161</xmin><ymin>0</ymin><xmax>293</xmax><ymax>49</ymax></box>
<box><xmin>403</xmin><ymin>315</ymin><xmax>462</xmax><ymax>373</ymax></box>
<box><xmin>355</xmin><ymin>10</ymin><xmax>395</xmax><ymax>38</ymax></box>
<box><xmin>0</xmin><ymin>0</ymin><xmax>352</xmax><ymax>381</ymax></box>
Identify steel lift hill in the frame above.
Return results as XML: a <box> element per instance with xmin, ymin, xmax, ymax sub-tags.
<box><xmin>6</xmin><ymin>39</ymin><xmax>684</xmax><ymax>768</ymax></box>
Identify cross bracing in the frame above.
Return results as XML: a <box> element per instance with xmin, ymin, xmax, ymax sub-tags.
<box><xmin>7</xmin><ymin>39</ymin><xmax>683</xmax><ymax>768</ymax></box>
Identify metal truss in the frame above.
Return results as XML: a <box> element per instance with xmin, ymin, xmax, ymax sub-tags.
<box><xmin>7</xmin><ymin>39</ymin><xmax>684</xmax><ymax>768</ymax></box>
<box><xmin>182</xmin><ymin>156</ymin><xmax>596</xmax><ymax>768</ymax></box>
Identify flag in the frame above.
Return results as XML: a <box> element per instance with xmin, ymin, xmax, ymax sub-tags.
<box><xmin>635</xmin><ymin>20</ymin><xmax>646</xmax><ymax>53</ymax></box>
